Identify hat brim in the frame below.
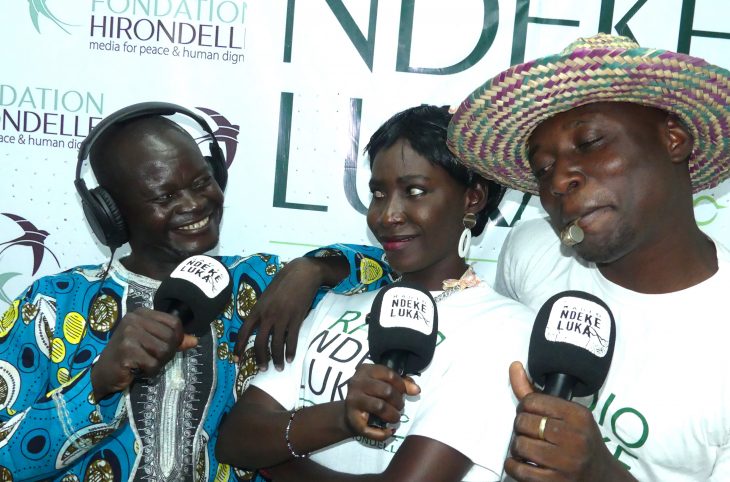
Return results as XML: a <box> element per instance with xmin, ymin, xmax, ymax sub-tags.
<box><xmin>447</xmin><ymin>46</ymin><xmax>730</xmax><ymax>195</ymax></box>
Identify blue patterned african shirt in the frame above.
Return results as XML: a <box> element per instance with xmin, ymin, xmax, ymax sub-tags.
<box><xmin>0</xmin><ymin>245</ymin><xmax>391</xmax><ymax>481</ymax></box>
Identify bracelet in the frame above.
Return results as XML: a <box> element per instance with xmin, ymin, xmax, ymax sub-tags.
<box><xmin>285</xmin><ymin>408</ymin><xmax>308</xmax><ymax>459</ymax></box>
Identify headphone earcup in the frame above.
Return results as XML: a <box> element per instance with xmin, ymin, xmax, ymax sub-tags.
<box><xmin>205</xmin><ymin>153</ymin><xmax>228</xmax><ymax>191</ymax></box>
<box><xmin>82</xmin><ymin>187</ymin><xmax>128</xmax><ymax>250</ymax></box>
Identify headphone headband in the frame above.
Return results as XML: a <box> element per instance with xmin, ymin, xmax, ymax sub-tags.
<box><xmin>76</xmin><ymin>101</ymin><xmax>223</xmax><ymax>180</ymax></box>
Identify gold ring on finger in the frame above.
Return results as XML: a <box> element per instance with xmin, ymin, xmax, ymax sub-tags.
<box><xmin>538</xmin><ymin>416</ymin><xmax>548</xmax><ymax>441</ymax></box>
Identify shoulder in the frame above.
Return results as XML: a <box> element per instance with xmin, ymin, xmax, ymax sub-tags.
<box><xmin>501</xmin><ymin>217</ymin><xmax>562</xmax><ymax>260</ymax></box>
<box><xmin>20</xmin><ymin>264</ymin><xmax>107</xmax><ymax>297</ymax></box>
<box><xmin>439</xmin><ymin>284</ymin><xmax>534</xmax><ymax>337</ymax></box>
<box><xmin>220</xmin><ymin>253</ymin><xmax>282</xmax><ymax>281</ymax></box>
<box><xmin>219</xmin><ymin>253</ymin><xmax>281</xmax><ymax>271</ymax></box>
<box><xmin>714</xmin><ymin>238</ymin><xmax>730</xmax><ymax>265</ymax></box>
<box><xmin>709</xmin><ymin>238</ymin><xmax>730</xmax><ymax>287</ymax></box>
<box><xmin>497</xmin><ymin>218</ymin><xmax>592</xmax><ymax>307</ymax></box>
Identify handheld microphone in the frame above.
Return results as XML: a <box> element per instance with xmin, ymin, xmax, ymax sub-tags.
<box><xmin>527</xmin><ymin>290</ymin><xmax>615</xmax><ymax>399</ymax></box>
<box><xmin>366</xmin><ymin>281</ymin><xmax>438</xmax><ymax>428</ymax></box>
<box><xmin>153</xmin><ymin>255</ymin><xmax>233</xmax><ymax>337</ymax></box>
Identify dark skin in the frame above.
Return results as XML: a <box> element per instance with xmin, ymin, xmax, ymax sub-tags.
<box><xmin>90</xmin><ymin>118</ymin><xmax>216</xmax><ymax>400</ymax></box>
<box><xmin>89</xmin><ymin>117</ymin><xmax>350</xmax><ymax>401</ymax></box>
<box><xmin>504</xmin><ymin>102</ymin><xmax>717</xmax><ymax>482</ymax></box>
<box><xmin>217</xmin><ymin>139</ymin><xmax>489</xmax><ymax>481</ymax></box>
<box><xmin>528</xmin><ymin>102</ymin><xmax>716</xmax><ymax>293</ymax></box>
<box><xmin>235</xmin><ymin>255</ymin><xmax>348</xmax><ymax>371</ymax></box>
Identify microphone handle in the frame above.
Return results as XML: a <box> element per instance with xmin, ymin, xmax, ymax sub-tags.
<box><xmin>542</xmin><ymin>372</ymin><xmax>577</xmax><ymax>400</ymax></box>
<box><xmin>367</xmin><ymin>351</ymin><xmax>408</xmax><ymax>429</ymax></box>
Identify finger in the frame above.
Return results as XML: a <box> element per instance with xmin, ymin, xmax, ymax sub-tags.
<box><xmin>513</xmin><ymin>411</ymin><xmax>557</xmax><ymax>442</ymax></box>
<box><xmin>236</xmin><ymin>312</ymin><xmax>260</xmax><ymax>357</ymax></box>
<box><xmin>504</xmin><ymin>454</ymin><xmax>557</xmax><ymax>481</ymax></box>
<box><xmin>114</xmin><ymin>318</ymin><xmax>173</xmax><ymax>360</ymax></box>
<box><xmin>361</xmin><ymin>376</ymin><xmax>408</xmax><ymax>412</ymax></box>
<box><xmin>510</xmin><ymin>360</ymin><xmax>534</xmax><ymax>400</ymax></box>
<box><xmin>284</xmin><ymin>321</ymin><xmax>301</xmax><ymax>364</ymax></box>
<box><xmin>347</xmin><ymin>409</ymin><xmax>394</xmax><ymax>442</ymax></box>
<box><xmin>178</xmin><ymin>334</ymin><xmax>199</xmax><ymax>351</ymax></box>
<box><xmin>252</xmin><ymin>323</ymin><xmax>272</xmax><ymax>371</ymax></box>
<box><xmin>359</xmin><ymin>394</ymin><xmax>403</xmax><ymax>424</ymax></box>
<box><xmin>359</xmin><ymin>424</ymin><xmax>396</xmax><ymax>442</ymax></box>
<box><xmin>519</xmin><ymin>392</ymin><xmax>578</xmax><ymax>421</ymax></box>
<box><xmin>125</xmin><ymin>342</ymin><xmax>169</xmax><ymax>378</ymax></box>
<box><xmin>269</xmin><ymin>323</ymin><xmax>286</xmax><ymax>371</ymax></box>
<box><xmin>402</xmin><ymin>376</ymin><xmax>421</xmax><ymax>396</ymax></box>
<box><xmin>144</xmin><ymin>310</ymin><xmax>186</xmax><ymax>347</ymax></box>
<box><xmin>136</xmin><ymin>329</ymin><xmax>179</xmax><ymax>362</ymax></box>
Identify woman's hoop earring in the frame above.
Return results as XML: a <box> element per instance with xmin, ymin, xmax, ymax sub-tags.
<box><xmin>458</xmin><ymin>213</ymin><xmax>477</xmax><ymax>258</ymax></box>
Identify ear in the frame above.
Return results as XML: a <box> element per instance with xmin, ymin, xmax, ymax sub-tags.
<box><xmin>665</xmin><ymin>115</ymin><xmax>693</xmax><ymax>165</ymax></box>
<box><xmin>464</xmin><ymin>180</ymin><xmax>488</xmax><ymax>215</ymax></box>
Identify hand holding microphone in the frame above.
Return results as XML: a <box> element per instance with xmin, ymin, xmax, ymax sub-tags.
<box><xmin>504</xmin><ymin>291</ymin><xmax>627</xmax><ymax>482</ymax></box>
<box><xmin>91</xmin><ymin>255</ymin><xmax>232</xmax><ymax>401</ymax></box>
<box><xmin>344</xmin><ymin>282</ymin><xmax>438</xmax><ymax>439</ymax></box>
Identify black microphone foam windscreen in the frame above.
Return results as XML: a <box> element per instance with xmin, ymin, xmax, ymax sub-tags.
<box><xmin>153</xmin><ymin>255</ymin><xmax>233</xmax><ymax>336</ymax></box>
<box><xmin>367</xmin><ymin>281</ymin><xmax>438</xmax><ymax>375</ymax></box>
<box><xmin>528</xmin><ymin>290</ymin><xmax>616</xmax><ymax>398</ymax></box>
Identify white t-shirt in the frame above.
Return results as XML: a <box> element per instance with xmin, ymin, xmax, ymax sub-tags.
<box><xmin>251</xmin><ymin>283</ymin><xmax>534</xmax><ymax>481</ymax></box>
<box><xmin>495</xmin><ymin>217</ymin><xmax>730</xmax><ymax>481</ymax></box>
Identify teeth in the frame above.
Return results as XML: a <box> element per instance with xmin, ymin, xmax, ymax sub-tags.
<box><xmin>179</xmin><ymin>216</ymin><xmax>210</xmax><ymax>231</ymax></box>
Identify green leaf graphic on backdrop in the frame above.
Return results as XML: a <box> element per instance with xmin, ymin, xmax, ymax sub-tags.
<box><xmin>27</xmin><ymin>0</ymin><xmax>76</xmax><ymax>34</ymax></box>
<box><xmin>0</xmin><ymin>272</ymin><xmax>21</xmax><ymax>305</ymax></box>
<box><xmin>694</xmin><ymin>195</ymin><xmax>727</xmax><ymax>226</ymax></box>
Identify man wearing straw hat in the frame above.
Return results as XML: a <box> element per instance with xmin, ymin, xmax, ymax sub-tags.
<box><xmin>449</xmin><ymin>33</ymin><xmax>730</xmax><ymax>481</ymax></box>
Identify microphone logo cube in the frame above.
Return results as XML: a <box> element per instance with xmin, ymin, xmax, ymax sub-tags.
<box><xmin>544</xmin><ymin>296</ymin><xmax>612</xmax><ymax>357</ymax></box>
<box><xmin>169</xmin><ymin>255</ymin><xmax>231</xmax><ymax>299</ymax></box>
<box><xmin>380</xmin><ymin>288</ymin><xmax>435</xmax><ymax>336</ymax></box>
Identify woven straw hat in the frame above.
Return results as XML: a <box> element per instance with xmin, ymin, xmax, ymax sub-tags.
<box><xmin>447</xmin><ymin>33</ymin><xmax>730</xmax><ymax>194</ymax></box>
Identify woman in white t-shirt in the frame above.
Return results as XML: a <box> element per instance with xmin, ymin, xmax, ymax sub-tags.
<box><xmin>216</xmin><ymin>105</ymin><xmax>534</xmax><ymax>481</ymax></box>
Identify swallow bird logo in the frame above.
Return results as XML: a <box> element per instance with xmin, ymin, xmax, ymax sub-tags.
<box><xmin>195</xmin><ymin>107</ymin><xmax>241</xmax><ymax>168</ymax></box>
<box><xmin>0</xmin><ymin>213</ymin><xmax>60</xmax><ymax>276</ymax></box>
<box><xmin>27</xmin><ymin>0</ymin><xmax>76</xmax><ymax>34</ymax></box>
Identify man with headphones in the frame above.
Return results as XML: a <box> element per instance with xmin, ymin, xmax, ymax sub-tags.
<box><xmin>0</xmin><ymin>102</ymin><xmax>391</xmax><ymax>481</ymax></box>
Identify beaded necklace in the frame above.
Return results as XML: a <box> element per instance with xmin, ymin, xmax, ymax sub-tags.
<box><xmin>433</xmin><ymin>266</ymin><xmax>481</xmax><ymax>303</ymax></box>
<box><xmin>395</xmin><ymin>266</ymin><xmax>480</xmax><ymax>303</ymax></box>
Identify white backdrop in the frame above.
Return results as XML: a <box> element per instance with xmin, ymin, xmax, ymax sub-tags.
<box><xmin>2</xmin><ymin>0</ymin><xmax>730</xmax><ymax>312</ymax></box>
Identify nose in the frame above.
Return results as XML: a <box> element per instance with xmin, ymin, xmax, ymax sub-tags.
<box><xmin>380</xmin><ymin>195</ymin><xmax>406</xmax><ymax>226</ymax></box>
<box><xmin>548</xmin><ymin>156</ymin><xmax>584</xmax><ymax>197</ymax></box>
<box><xmin>176</xmin><ymin>188</ymin><xmax>206</xmax><ymax>212</ymax></box>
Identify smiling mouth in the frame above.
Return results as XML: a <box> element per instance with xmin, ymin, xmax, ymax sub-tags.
<box><xmin>380</xmin><ymin>236</ymin><xmax>416</xmax><ymax>251</ymax></box>
<box><xmin>178</xmin><ymin>216</ymin><xmax>211</xmax><ymax>231</ymax></box>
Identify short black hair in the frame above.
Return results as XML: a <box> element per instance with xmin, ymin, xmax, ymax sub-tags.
<box><xmin>364</xmin><ymin>104</ymin><xmax>505</xmax><ymax>236</ymax></box>
<box><xmin>88</xmin><ymin>116</ymin><xmax>192</xmax><ymax>192</ymax></box>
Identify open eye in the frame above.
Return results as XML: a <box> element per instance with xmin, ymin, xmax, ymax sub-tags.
<box><xmin>371</xmin><ymin>189</ymin><xmax>385</xmax><ymax>199</ymax></box>
<box><xmin>407</xmin><ymin>186</ymin><xmax>425</xmax><ymax>196</ymax></box>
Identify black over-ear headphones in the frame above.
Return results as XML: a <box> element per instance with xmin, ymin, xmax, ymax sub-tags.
<box><xmin>74</xmin><ymin>101</ymin><xmax>228</xmax><ymax>250</ymax></box>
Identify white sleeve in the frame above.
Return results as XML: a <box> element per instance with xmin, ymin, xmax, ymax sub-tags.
<box><xmin>248</xmin><ymin>295</ymin><xmax>333</xmax><ymax>410</ymax></box>
<box><xmin>494</xmin><ymin>225</ymin><xmax>520</xmax><ymax>301</ymax></box>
